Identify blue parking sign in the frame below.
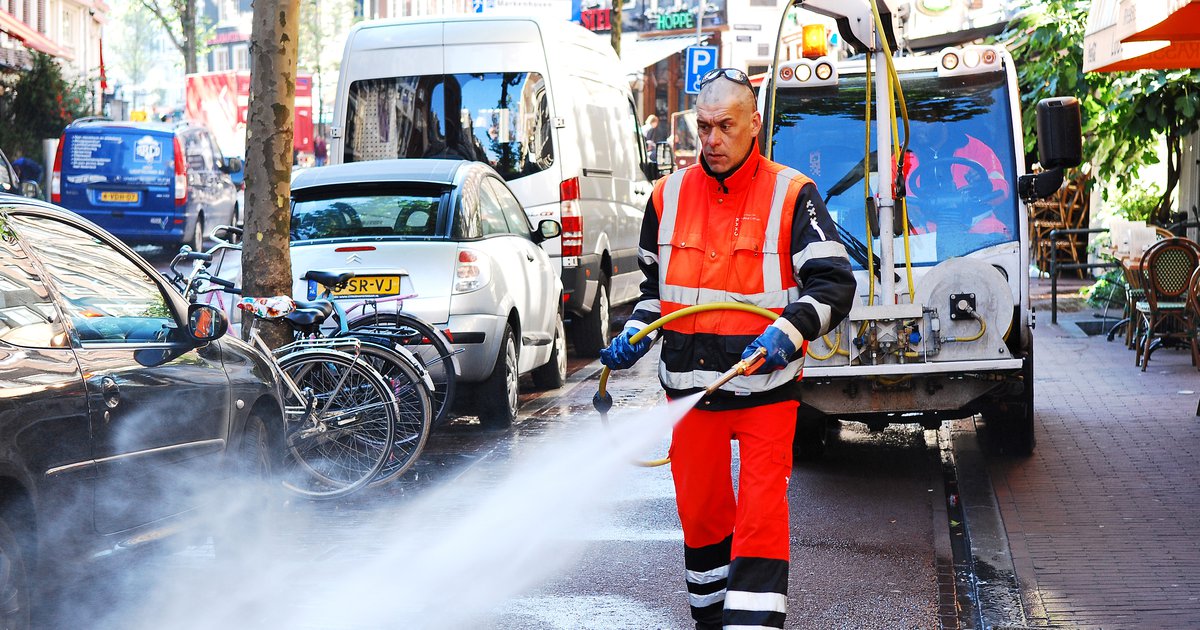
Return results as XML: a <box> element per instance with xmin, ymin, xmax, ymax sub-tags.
<box><xmin>685</xmin><ymin>46</ymin><xmax>719</xmax><ymax>95</ymax></box>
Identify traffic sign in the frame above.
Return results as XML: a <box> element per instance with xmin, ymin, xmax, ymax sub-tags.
<box><xmin>684</xmin><ymin>46</ymin><xmax>719</xmax><ymax>95</ymax></box>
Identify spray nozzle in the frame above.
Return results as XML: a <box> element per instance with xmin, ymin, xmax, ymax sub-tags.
<box><xmin>592</xmin><ymin>390</ymin><xmax>614</xmax><ymax>414</ymax></box>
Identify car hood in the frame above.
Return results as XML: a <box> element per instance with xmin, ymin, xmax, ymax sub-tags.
<box><xmin>289</xmin><ymin>241</ymin><xmax>458</xmax><ymax>325</ymax></box>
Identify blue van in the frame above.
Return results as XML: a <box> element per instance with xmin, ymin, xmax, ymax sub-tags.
<box><xmin>51</xmin><ymin>119</ymin><xmax>243</xmax><ymax>250</ymax></box>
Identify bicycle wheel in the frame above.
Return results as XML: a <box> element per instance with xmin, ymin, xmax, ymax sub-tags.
<box><xmin>347</xmin><ymin>312</ymin><xmax>457</xmax><ymax>427</ymax></box>
<box><xmin>354</xmin><ymin>343</ymin><xmax>433</xmax><ymax>486</ymax></box>
<box><xmin>277</xmin><ymin>349</ymin><xmax>396</xmax><ymax>500</ymax></box>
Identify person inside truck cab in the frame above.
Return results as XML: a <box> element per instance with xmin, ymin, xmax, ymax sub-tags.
<box><xmin>902</xmin><ymin>123</ymin><xmax>1010</xmax><ymax>236</ymax></box>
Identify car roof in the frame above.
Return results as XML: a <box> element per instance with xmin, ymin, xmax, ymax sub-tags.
<box><xmin>290</xmin><ymin>159</ymin><xmax>481</xmax><ymax>192</ymax></box>
<box><xmin>66</xmin><ymin>119</ymin><xmax>205</xmax><ymax>135</ymax></box>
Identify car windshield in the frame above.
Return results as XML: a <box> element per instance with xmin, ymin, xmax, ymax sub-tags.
<box><xmin>291</xmin><ymin>191</ymin><xmax>443</xmax><ymax>241</ymax></box>
<box><xmin>769</xmin><ymin>69</ymin><xmax>1019</xmax><ymax>268</ymax></box>
<box><xmin>343</xmin><ymin>72</ymin><xmax>554</xmax><ymax>182</ymax></box>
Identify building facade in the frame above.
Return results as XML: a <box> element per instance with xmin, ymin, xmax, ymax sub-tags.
<box><xmin>0</xmin><ymin>0</ymin><xmax>108</xmax><ymax>102</ymax></box>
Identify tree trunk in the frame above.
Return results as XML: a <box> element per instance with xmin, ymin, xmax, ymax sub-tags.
<box><xmin>183</xmin><ymin>0</ymin><xmax>197</xmax><ymax>74</ymax></box>
<box><xmin>610</xmin><ymin>0</ymin><xmax>622</xmax><ymax>57</ymax></box>
<box><xmin>1157</xmin><ymin>124</ymin><xmax>1181</xmax><ymax>226</ymax></box>
<box><xmin>242</xmin><ymin>0</ymin><xmax>300</xmax><ymax>349</ymax></box>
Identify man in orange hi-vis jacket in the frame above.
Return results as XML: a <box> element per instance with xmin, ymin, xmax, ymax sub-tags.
<box><xmin>600</xmin><ymin>68</ymin><xmax>856</xmax><ymax>629</ymax></box>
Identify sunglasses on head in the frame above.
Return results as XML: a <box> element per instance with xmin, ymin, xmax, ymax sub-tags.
<box><xmin>698</xmin><ymin>67</ymin><xmax>753</xmax><ymax>93</ymax></box>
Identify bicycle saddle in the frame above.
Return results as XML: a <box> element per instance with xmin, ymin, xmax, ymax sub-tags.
<box><xmin>293</xmin><ymin>299</ymin><xmax>334</xmax><ymax>319</ymax></box>
<box><xmin>303</xmin><ymin>270</ymin><xmax>355</xmax><ymax>288</ymax></box>
<box><xmin>238</xmin><ymin>296</ymin><xmax>296</xmax><ymax>319</ymax></box>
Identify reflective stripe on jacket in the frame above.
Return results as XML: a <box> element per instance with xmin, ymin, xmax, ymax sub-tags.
<box><xmin>653</xmin><ymin>153</ymin><xmax>808</xmax><ymax>395</ymax></box>
<box><xmin>630</xmin><ymin>147</ymin><xmax>856</xmax><ymax>409</ymax></box>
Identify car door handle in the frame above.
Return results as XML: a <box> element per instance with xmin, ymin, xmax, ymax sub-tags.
<box><xmin>101</xmin><ymin>376</ymin><xmax>120</xmax><ymax>409</ymax></box>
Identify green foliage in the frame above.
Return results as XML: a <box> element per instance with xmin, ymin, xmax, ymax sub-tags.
<box><xmin>1081</xmin><ymin>267</ymin><xmax>1125</xmax><ymax>309</ymax></box>
<box><xmin>1108</xmin><ymin>181</ymin><xmax>1162</xmax><ymax>222</ymax></box>
<box><xmin>999</xmin><ymin>1</ymin><xmax>1200</xmax><ymax>223</ymax></box>
<box><xmin>0</xmin><ymin>54</ymin><xmax>92</xmax><ymax>161</ymax></box>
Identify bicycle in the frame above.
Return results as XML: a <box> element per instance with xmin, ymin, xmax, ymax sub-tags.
<box><xmin>174</xmin><ymin>229</ymin><xmax>436</xmax><ymax>486</ymax></box>
<box><xmin>168</xmin><ymin>228</ymin><xmax>417</xmax><ymax>494</ymax></box>
<box><xmin>300</xmin><ymin>270</ymin><xmax>459</xmax><ymax>428</ymax></box>
<box><xmin>237</xmin><ymin>297</ymin><xmax>399</xmax><ymax>499</ymax></box>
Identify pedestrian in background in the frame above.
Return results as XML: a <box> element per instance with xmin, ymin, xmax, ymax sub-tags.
<box><xmin>600</xmin><ymin>67</ymin><xmax>855</xmax><ymax>629</ymax></box>
<box><xmin>314</xmin><ymin>135</ymin><xmax>328</xmax><ymax>167</ymax></box>
<box><xmin>13</xmin><ymin>156</ymin><xmax>43</xmax><ymax>193</ymax></box>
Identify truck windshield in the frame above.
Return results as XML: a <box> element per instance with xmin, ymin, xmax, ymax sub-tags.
<box><xmin>343</xmin><ymin>72</ymin><xmax>554</xmax><ymax>182</ymax></box>
<box><xmin>769</xmin><ymin>69</ymin><xmax>1018</xmax><ymax>267</ymax></box>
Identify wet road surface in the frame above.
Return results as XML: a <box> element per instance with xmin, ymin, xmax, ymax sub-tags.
<box><xmin>44</xmin><ymin>331</ymin><xmax>955</xmax><ymax>629</ymax></box>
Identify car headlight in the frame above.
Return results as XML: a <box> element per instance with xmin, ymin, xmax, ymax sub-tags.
<box><xmin>454</xmin><ymin>248</ymin><xmax>491</xmax><ymax>294</ymax></box>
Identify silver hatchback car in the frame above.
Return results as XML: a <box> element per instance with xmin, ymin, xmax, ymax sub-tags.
<box><xmin>289</xmin><ymin>159</ymin><xmax>565</xmax><ymax>428</ymax></box>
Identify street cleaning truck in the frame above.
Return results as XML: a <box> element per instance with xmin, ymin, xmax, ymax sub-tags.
<box><xmin>761</xmin><ymin>0</ymin><xmax>1081</xmax><ymax>455</ymax></box>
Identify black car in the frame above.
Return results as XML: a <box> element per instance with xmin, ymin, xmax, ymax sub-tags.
<box><xmin>0</xmin><ymin>196</ymin><xmax>283</xmax><ymax>627</ymax></box>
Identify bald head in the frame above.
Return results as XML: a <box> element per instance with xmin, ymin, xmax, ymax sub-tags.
<box><xmin>695</xmin><ymin>74</ymin><xmax>761</xmax><ymax>175</ymax></box>
<box><xmin>697</xmin><ymin>77</ymin><xmax>757</xmax><ymax>113</ymax></box>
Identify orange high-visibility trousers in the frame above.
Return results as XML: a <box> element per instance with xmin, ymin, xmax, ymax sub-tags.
<box><xmin>670</xmin><ymin>399</ymin><xmax>798</xmax><ymax>629</ymax></box>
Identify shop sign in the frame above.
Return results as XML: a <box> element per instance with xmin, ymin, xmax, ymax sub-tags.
<box><xmin>657</xmin><ymin>10</ymin><xmax>694</xmax><ymax>30</ymax></box>
<box><xmin>580</xmin><ymin>8</ymin><xmax>612</xmax><ymax>31</ymax></box>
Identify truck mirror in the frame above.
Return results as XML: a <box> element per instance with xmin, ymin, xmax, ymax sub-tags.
<box><xmin>1035</xmin><ymin>97</ymin><xmax>1082</xmax><ymax>170</ymax></box>
<box><xmin>655</xmin><ymin>142</ymin><xmax>674</xmax><ymax>175</ymax></box>
<box><xmin>1017</xmin><ymin>169</ymin><xmax>1064</xmax><ymax>203</ymax></box>
<box><xmin>223</xmin><ymin>156</ymin><xmax>244</xmax><ymax>175</ymax></box>
<box><xmin>645</xmin><ymin>143</ymin><xmax>674</xmax><ymax>180</ymax></box>
<box><xmin>1017</xmin><ymin>96</ymin><xmax>1083</xmax><ymax>203</ymax></box>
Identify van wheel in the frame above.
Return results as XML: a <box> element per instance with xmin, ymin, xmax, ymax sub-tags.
<box><xmin>189</xmin><ymin>213</ymin><xmax>206</xmax><ymax>253</ymax></box>
<box><xmin>572</xmin><ymin>271</ymin><xmax>610</xmax><ymax>357</ymax></box>
<box><xmin>532</xmin><ymin>311</ymin><xmax>566</xmax><ymax>390</ymax></box>
<box><xmin>0</xmin><ymin>516</ymin><xmax>31</xmax><ymax>630</ymax></box>
<box><xmin>479</xmin><ymin>323</ymin><xmax>519</xmax><ymax>429</ymax></box>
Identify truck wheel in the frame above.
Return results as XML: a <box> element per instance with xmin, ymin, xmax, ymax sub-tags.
<box><xmin>532</xmin><ymin>311</ymin><xmax>566</xmax><ymax>390</ymax></box>
<box><xmin>479</xmin><ymin>323</ymin><xmax>519</xmax><ymax>429</ymax></box>
<box><xmin>0</xmin><ymin>516</ymin><xmax>31</xmax><ymax>630</ymax></box>
<box><xmin>793</xmin><ymin>414</ymin><xmax>829</xmax><ymax>462</ymax></box>
<box><xmin>571</xmin><ymin>271</ymin><xmax>610</xmax><ymax>357</ymax></box>
<box><xmin>982</xmin><ymin>339</ymin><xmax>1035</xmax><ymax>456</ymax></box>
<box><xmin>1002</xmin><ymin>343</ymin><xmax>1036</xmax><ymax>456</ymax></box>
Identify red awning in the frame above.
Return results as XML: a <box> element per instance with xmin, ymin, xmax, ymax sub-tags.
<box><xmin>0</xmin><ymin>9</ymin><xmax>73</xmax><ymax>60</ymax></box>
<box><xmin>1083</xmin><ymin>0</ymin><xmax>1200</xmax><ymax>72</ymax></box>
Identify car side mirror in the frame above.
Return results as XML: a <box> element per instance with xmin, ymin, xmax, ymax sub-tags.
<box><xmin>20</xmin><ymin>181</ymin><xmax>41</xmax><ymax>199</ymax></box>
<box><xmin>222</xmin><ymin>156</ymin><xmax>244</xmax><ymax>175</ymax></box>
<box><xmin>186</xmin><ymin>303</ymin><xmax>228</xmax><ymax>343</ymax></box>
<box><xmin>532</xmin><ymin>219</ymin><xmax>561</xmax><ymax>244</ymax></box>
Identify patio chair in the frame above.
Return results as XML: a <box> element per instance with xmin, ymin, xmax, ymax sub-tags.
<box><xmin>1115</xmin><ymin>227</ymin><xmax>1175</xmax><ymax>349</ymax></box>
<box><xmin>1135</xmin><ymin>237</ymin><xmax>1200</xmax><ymax>371</ymax></box>
<box><xmin>1187</xmin><ymin>266</ymin><xmax>1200</xmax><ymax>370</ymax></box>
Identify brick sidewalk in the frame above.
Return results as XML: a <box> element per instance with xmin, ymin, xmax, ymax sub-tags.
<box><xmin>979</xmin><ymin>278</ymin><xmax>1200</xmax><ymax>628</ymax></box>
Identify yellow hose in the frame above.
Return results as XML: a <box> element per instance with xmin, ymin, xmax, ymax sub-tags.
<box><xmin>597</xmin><ymin>302</ymin><xmax>779</xmax><ymax>467</ymax></box>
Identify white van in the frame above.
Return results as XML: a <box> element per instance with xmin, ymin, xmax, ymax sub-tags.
<box><xmin>331</xmin><ymin>15</ymin><xmax>660</xmax><ymax>356</ymax></box>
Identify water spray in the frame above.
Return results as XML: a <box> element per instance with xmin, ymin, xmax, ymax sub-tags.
<box><xmin>592</xmin><ymin>302</ymin><xmax>779</xmax><ymax>467</ymax></box>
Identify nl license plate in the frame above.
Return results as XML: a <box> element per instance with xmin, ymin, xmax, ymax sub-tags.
<box><xmin>330</xmin><ymin>275</ymin><xmax>402</xmax><ymax>297</ymax></box>
<box><xmin>100</xmin><ymin>191</ymin><xmax>140</xmax><ymax>203</ymax></box>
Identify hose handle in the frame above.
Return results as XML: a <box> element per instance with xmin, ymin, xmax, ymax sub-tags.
<box><xmin>703</xmin><ymin>347</ymin><xmax>768</xmax><ymax>396</ymax></box>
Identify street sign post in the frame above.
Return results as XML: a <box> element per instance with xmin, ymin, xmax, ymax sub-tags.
<box><xmin>684</xmin><ymin>45</ymin><xmax>718</xmax><ymax>94</ymax></box>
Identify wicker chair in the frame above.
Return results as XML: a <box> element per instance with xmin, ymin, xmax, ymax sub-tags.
<box><xmin>1135</xmin><ymin>237</ymin><xmax>1200</xmax><ymax>371</ymax></box>
<box><xmin>1187</xmin><ymin>266</ymin><xmax>1200</xmax><ymax>371</ymax></box>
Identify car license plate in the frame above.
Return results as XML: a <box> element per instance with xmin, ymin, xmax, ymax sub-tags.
<box><xmin>100</xmin><ymin>191</ymin><xmax>139</xmax><ymax>203</ymax></box>
<box><xmin>332</xmin><ymin>275</ymin><xmax>402</xmax><ymax>297</ymax></box>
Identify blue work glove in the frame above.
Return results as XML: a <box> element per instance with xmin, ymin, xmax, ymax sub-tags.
<box><xmin>741</xmin><ymin>324</ymin><xmax>798</xmax><ymax>373</ymax></box>
<box><xmin>600</xmin><ymin>325</ymin><xmax>654</xmax><ymax>370</ymax></box>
